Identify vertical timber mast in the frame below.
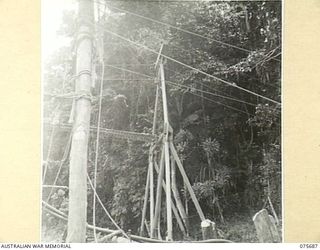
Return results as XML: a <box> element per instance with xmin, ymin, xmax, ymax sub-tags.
<box><xmin>67</xmin><ymin>0</ymin><xmax>94</xmax><ymax>243</ymax></box>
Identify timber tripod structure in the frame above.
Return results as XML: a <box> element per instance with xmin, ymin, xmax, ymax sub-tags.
<box><xmin>42</xmin><ymin>0</ymin><xmax>280</xmax><ymax>243</ymax></box>
<box><xmin>136</xmin><ymin>45</ymin><xmax>219</xmax><ymax>241</ymax></box>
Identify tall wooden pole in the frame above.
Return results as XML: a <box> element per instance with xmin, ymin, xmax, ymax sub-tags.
<box><xmin>159</xmin><ymin>60</ymin><xmax>173</xmax><ymax>241</ymax></box>
<box><xmin>148</xmin><ymin>85</ymin><xmax>159</xmax><ymax>234</ymax></box>
<box><xmin>67</xmin><ymin>0</ymin><xmax>94</xmax><ymax>243</ymax></box>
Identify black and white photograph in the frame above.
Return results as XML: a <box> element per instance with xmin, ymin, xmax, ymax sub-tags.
<box><xmin>41</xmin><ymin>0</ymin><xmax>282</xmax><ymax>243</ymax></box>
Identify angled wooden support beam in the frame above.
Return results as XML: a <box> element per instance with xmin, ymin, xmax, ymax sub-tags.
<box><xmin>171</xmin><ymin>157</ymin><xmax>189</xmax><ymax>235</ymax></box>
<box><xmin>151</xmin><ymin>146</ymin><xmax>165</xmax><ymax>238</ymax></box>
<box><xmin>98</xmin><ymin>230</ymin><xmax>122</xmax><ymax>242</ymax></box>
<box><xmin>139</xmin><ymin>167</ymin><xmax>150</xmax><ymax>236</ymax></box>
<box><xmin>144</xmin><ymin>220</ymin><xmax>151</xmax><ymax>237</ymax></box>
<box><xmin>169</xmin><ymin>142</ymin><xmax>206</xmax><ymax>222</ymax></box>
<box><xmin>157</xmin><ymin>217</ymin><xmax>162</xmax><ymax>240</ymax></box>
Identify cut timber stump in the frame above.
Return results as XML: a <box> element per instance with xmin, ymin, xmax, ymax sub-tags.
<box><xmin>201</xmin><ymin>219</ymin><xmax>217</xmax><ymax>240</ymax></box>
<box><xmin>253</xmin><ymin>209</ymin><xmax>281</xmax><ymax>243</ymax></box>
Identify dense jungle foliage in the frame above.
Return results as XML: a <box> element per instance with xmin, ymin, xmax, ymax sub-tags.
<box><xmin>42</xmin><ymin>0</ymin><xmax>281</xmax><ymax>242</ymax></box>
